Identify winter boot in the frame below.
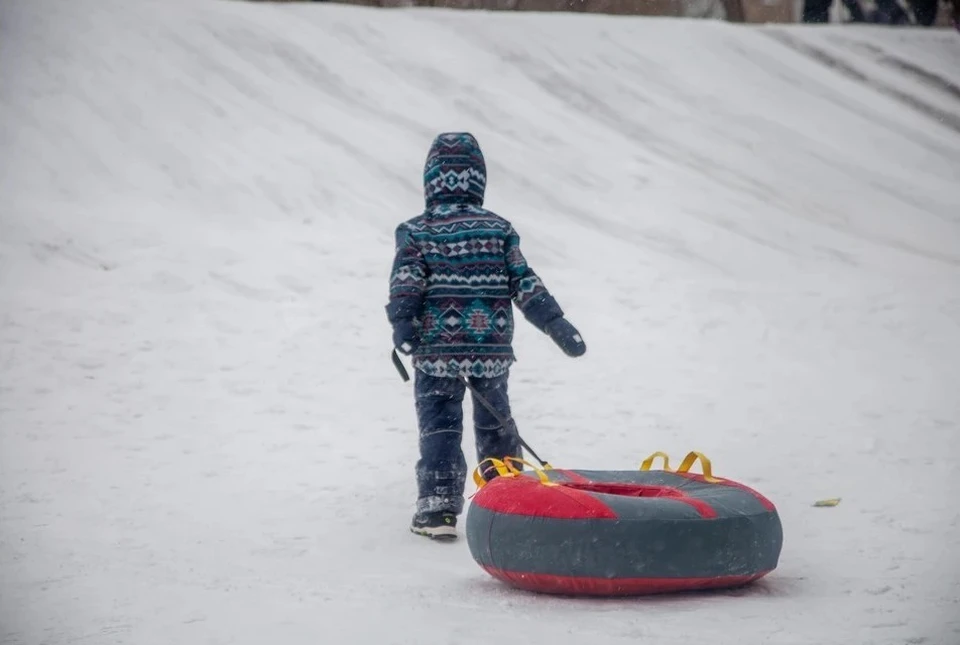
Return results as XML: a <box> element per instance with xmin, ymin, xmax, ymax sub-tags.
<box><xmin>410</xmin><ymin>511</ymin><xmax>458</xmax><ymax>540</ymax></box>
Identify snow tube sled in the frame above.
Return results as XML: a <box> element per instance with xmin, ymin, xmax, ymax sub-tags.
<box><xmin>465</xmin><ymin>452</ymin><xmax>782</xmax><ymax>597</ymax></box>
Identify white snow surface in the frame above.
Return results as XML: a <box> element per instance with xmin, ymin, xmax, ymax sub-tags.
<box><xmin>2</xmin><ymin>0</ymin><xmax>960</xmax><ymax>643</ymax></box>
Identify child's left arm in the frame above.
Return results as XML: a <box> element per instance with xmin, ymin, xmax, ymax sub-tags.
<box><xmin>386</xmin><ymin>224</ymin><xmax>427</xmax><ymax>354</ymax></box>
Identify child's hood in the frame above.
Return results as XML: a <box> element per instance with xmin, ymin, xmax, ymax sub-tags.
<box><xmin>422</xmin><ymin>132</ymin><xmax>487</xmax><ymax>210</ymax></box>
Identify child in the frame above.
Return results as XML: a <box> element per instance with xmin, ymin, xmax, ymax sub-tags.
<box><xmin>386</xmin><ymin>132</ymin><xmax>586</xmax><ymax>540</ymax></box>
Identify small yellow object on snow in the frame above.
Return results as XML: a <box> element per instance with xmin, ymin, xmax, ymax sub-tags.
<box><xmin>813</xmin><ymin>498</ymin><xmax>842</xmax><ymax>507</ymax></box>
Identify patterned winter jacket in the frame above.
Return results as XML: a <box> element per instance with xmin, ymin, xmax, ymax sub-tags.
<box><xmin>386</xmin><ymin>132</ymin><xmax>564</xmax><ymax>378</ymax></box>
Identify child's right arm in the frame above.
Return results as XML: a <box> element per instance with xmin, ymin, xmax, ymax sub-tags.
<box><xmin>504</xmin><ymin>227</ymin><xmax>586</xmax><ymax>358</ymax></box>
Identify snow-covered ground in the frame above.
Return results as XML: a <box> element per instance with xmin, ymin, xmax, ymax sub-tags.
<box><xmin>2</xmin><ymin>0</ymin><xmax>959</xmax><ymax>643</ymax></box>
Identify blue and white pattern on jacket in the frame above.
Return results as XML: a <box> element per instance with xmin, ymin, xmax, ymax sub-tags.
<box><xmin>386</xmin><ymin>133</ymin><xmax>564</xmax><ymax>378</ymax></box>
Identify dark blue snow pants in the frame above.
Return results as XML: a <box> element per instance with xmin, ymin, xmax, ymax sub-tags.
<box><xmin>414</xmin><ymin>371</ymin><xmax>522</xmax><ymax>515</ymax></box>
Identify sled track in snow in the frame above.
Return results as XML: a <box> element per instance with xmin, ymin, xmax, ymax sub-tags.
<box><xmin>765</xmin><ymin>30</ymin><xmax>960</xmax><ymax>135</ymax></box>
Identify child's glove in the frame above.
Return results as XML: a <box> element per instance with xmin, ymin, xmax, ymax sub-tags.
<box><xmin>544</xmin><ymin>317</ymin><xmax>586</xmax><ymax>357</ymax></box>
<box><xmin>392</xmin><ymin>319</ymin><xmax>420</xmax><ymax>355</ymax></box>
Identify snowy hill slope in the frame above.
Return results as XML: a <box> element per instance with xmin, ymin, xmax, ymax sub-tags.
<box><xmin>2</xmin><ymin>0</ymin><xmax>959</xmax><ymax>643</ymax></box>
